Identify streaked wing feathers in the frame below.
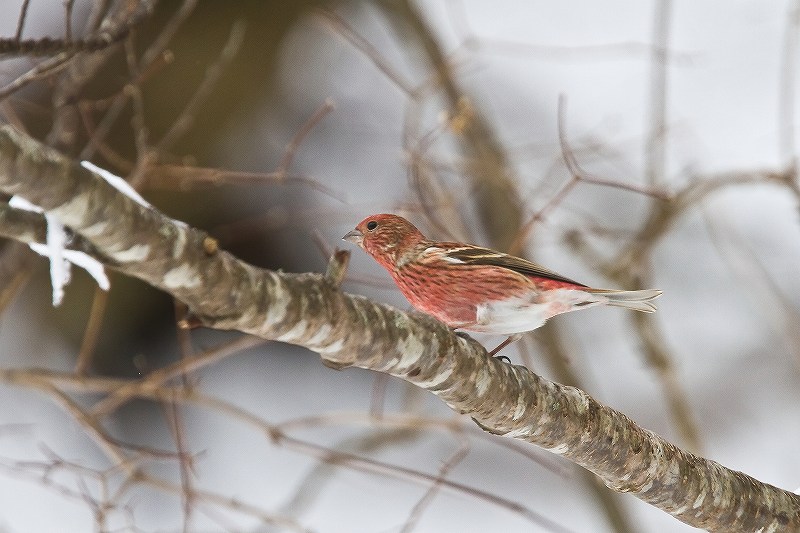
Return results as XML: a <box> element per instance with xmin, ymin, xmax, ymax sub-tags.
<box><xmin>443</xmin><ymin>245</ymin><xmax>587</xmax><ymax>287</ymax></box>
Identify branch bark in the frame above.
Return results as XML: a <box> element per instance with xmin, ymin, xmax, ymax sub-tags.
<box><xmin>0</xmin><ymin>125</ymin><xmax>797</xmax><ymax>531</ymax></box>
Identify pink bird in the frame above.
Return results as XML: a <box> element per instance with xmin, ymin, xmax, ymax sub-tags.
<box><xmin>343</xmin><ymin>214</ymin><xmax>662</xmax><ymax>356</ymax></box>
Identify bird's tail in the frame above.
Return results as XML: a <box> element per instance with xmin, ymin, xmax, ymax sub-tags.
<box><xmin>585</xmin><ymin>288</ymin><xmax>663</xmax><ymax>313</ymax></box>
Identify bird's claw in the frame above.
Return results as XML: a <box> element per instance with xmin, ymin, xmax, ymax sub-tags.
<box><xmin>494</xmin><ymin>355</ymin><xmax>512</xmax><ymax>364</ymax></box>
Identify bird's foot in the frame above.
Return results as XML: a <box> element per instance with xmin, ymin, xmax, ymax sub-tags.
<box><xmin>458</xmin><ymin>331</ymin><xmax>516</xmax><ymax>363</ymax></box>
<box><xmin>488</xmin><ymin>334</ymin><xmax>523</xmax><ymax>359</ymax></box>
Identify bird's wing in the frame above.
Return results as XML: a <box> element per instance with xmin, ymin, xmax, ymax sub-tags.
<box><xmin>440</xmin><ymin>244</ymin><xmax>588</xmax><ymax>287</ymax></box>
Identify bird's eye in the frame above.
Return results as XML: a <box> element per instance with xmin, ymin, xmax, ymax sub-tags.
<box><xmin>366</xmin><ymin>221</ymin><xmax>378</xmax><ymax>231</ymax></box>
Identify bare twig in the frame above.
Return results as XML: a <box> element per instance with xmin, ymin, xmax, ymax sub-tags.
<box><xmin>91</xmin><ymin>336</ymin><xmax>267</xmax><ymax>418</ymax></box>
<box><xmin>155</xmin><ymin>19</ymin><xmax>247</xmax><ymax>154</ymax></box>
<box><xmin>14</xmin><ymin>0</ymin><xmax>32</xmax><ymax>42</ymax></box>
<box><xmin>399</xmin><ymin>442</ymin><xmax>470</xmax><ymax>533</ymax></box>
<box><xmin>510</xmin><ymin>96</ymin><xmax>671</xmax><ymax>255</ymax></box>
<box><xmin>75</xmin><ymin>288</ymin><xmax>109</xmax><ymax>375</ymax></box>
<box><xmin>780</xmin><ymin>0</ymin><xmax>800</xmax><ymax>187</ymax></box>
<box><xmin>645</xmin><ymin>0</ymin><xmax>672</xmax><ymax>186</ymax></box>
<box><xmin>315</xmin><ymin>8</ymin><xmax>416</xmax><ymax>96</ymax></box>
<box><xmin>275</xmin><ymin>99</ymin><xmax>335</xmax><ymax>178</ymax></box>
<box><xmin>0</xmin><ymin>53</ymin><xmax>75</xmax><ymax>101</ymax></box>
<box><xmin>141</xmin><ymin>164</ymin><xmax>345</xmax><ymax>201</ymax></box>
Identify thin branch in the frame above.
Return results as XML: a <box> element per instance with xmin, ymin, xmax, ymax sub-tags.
<box><xmin>154</xmin><ymin>19</ymin><xmax>247</xmax><ymax>154</ymax></box>
<box><xmin>140</xmin><ymin>164</ymin><xmax>345</xmax><ymax>201</ymax></box>
<box><xmin>14</xmin><ymin>0</ymin><xmax>32</xmax><ymax>42</ymax></box>
<box><xmin>162</xmin><ymin>396</ymin><xmax>197</xmax><ymax>533</ymax></box>
<box><xmin>90</xmin><ymin>335</ymin><xmax>267</xmax><ymax>418</ymax></box>
<box><xmin>645</xmin><ymin>0</ymin><xmax>672</xmax><ymax>185</ymax></box>
<box><xmin>703</xmin><ymin>207</ymin><xmax>800</xmax><ymax>369</ymax></box>
<box><xmin>275</xmin><ymin>99</ymin><xmax>335</xmax><ymax>178</ymax></box>
<box><xmin>64</xmin><ymin>0</ymin><xmax>76</xmax><ymax>43</ymax></box>
<box><xmin>399</xmin><ymin>442</ymin><xmax>470</xmax><ymax>533</ymax></box>
<box><xmin>0</xmin><ymin>242</ymin><xmax>35</xmax><ymax>316</ymax></box>
<box><xmin>74</xmin><ymin>287</ymin><xmax>109</xmax><ymax>375</ymax></box>
<box><xmin>315</xmin><ymin>8</ymin><xmax>416</xmax><ymax>96</ymax></box>
<box><xmin>780</xmin><ymin>1</ymin><xmax>800</xmax><ymax>172</ymax></box>
<box><xmin>509</xmin><ymin>96</ymin><xmax>671</xmax><ymax>255</ymax></box>
<box><xmin>0</xmin><ymin>53</ymin><xmax>75</xmax><ymax>102</ymax></box>
<box><xmin>45</xmin><ymin>388</ymin><xmax>135</xmax><ymax>475</ymax></box>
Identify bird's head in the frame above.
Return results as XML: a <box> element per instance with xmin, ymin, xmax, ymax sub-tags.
<box><xmin>342</xmin><ymin>214</ymin><xmax>426</xmax><ymax>268</ymax></box>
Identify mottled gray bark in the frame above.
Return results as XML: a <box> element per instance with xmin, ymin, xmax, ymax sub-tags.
<box><xmin>0</xmin><ymin>125</ymin><xmax>797</xmax><ymax>532</ymax></box>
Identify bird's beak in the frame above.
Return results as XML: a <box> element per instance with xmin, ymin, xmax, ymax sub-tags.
<box><xmin>342</xmin><ymin>229</ymin><xmax>363</xmax><ymax>245</ymax></box>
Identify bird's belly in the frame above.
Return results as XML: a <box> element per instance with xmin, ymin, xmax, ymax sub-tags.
<box><xmin>467</xmin><ymin>289</ymin><xmax>603</xmax><ymax>335</ymax></box>
<box><xmin>468</xmin><ymin>298</ymin><xmax>550</xmax><ymax>334</ymax></box>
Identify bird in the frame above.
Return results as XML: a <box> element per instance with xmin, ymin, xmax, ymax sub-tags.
<box><xmin>342</xmin><ymin>214</ymin><xmax>662</xmax><ymax>357</ymax></box>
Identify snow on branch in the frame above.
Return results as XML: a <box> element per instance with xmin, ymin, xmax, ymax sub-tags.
<box><xmin>7</xmin><ymin>195</ymin><xmax>108</xmax><ymax>305</ymax></box>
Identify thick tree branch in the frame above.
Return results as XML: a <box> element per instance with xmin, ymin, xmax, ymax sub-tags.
<box><xmin>0</xmin><ymin>125</ymin><xmax>797</xmax><ymax>531</ymax></box>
